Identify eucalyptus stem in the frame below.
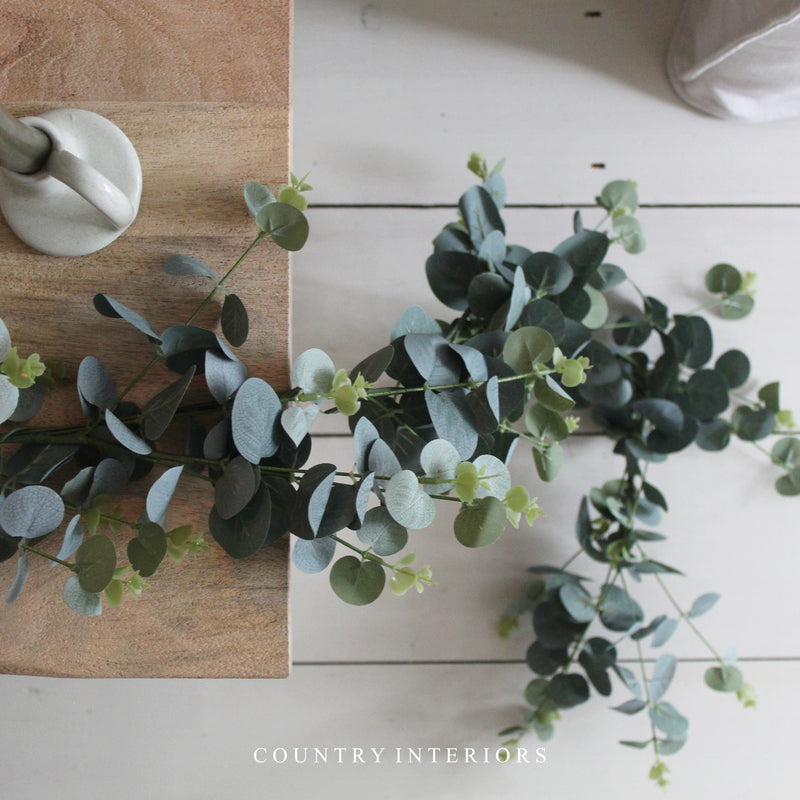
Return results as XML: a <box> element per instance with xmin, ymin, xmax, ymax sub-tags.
<box><xmin>18</xmin><ymin>541</ymin><xmax>74</xmax><ymax>570</ymax></box>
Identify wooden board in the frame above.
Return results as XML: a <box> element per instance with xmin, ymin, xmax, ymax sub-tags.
<box><xmin>0</xmin><ymin>1</ymin><xmax>292</xmax><ymax>677</ymax></box>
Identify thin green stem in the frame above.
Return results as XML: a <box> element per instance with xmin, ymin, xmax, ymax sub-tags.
<box><xmin>19</xmin><ymin>541</ymin><xmax>74</xmax><ymax>570</ymax></box>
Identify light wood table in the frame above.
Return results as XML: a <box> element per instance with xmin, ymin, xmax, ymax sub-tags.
<box><xmin>0</xmin><ymin>0</ymin><xmax>292</xmax><ymax>677</ymax></box>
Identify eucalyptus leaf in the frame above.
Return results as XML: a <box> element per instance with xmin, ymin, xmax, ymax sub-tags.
<box><xmin>244</xmin><ymin>181</ymin><xmax>276</xmax><ymax>217</ymax></box>
<box><xmin>127</xmin><ymin>522</ymin><xmax>167</xmax><ymax>577</ymax></box>
<box><xmin>104</xmin><ymin>408</ymin><xmax>152</xmax><ymax>456</ymax></box>
<box><xmin>209</xmin><ymin>481</ymin><xmax>271</xmax><ymax>558</ymax></box>
<box><xmin>459</xmin><ymin>184</ymin><xmax>505</xmax><ymax>247</ymax></box>
<box><xmin>650</xmin><ymin>702</ymin><xmax>689</xmax><ymax>738</ymax></box>
<box><xmin>77</xmin><ymin>356</ymin><xmax>117</xmax><ymax>413</ymax></box>
<box><xmin>719</xmin><ymin>292</ymin><xmax>755</xmax><ymax>320</ymax></box>
<box><xmin>385</xmin><ymin>470</ymin><xmax>436</xmax><ymax>530</ymax></box>
<box><xmin>612</xmin><ymin>215</ymin><xmax>646</xmax><ymax>254</ymax></box>
<box><xmin>141</xmin><ymin>367</ymin><xmax>196</xmax><ymax>440</ymax></box>
<box><xmin>715</xmin><ymin>349</ymin><xmax>750</xmax><ymax>389</ymax></box>
<box><xmin>649</xmin><ymin>653</ymin><xmax>678</xmax><ymax>703</ymax></box>
<box><xmin>523</xmin><ymin>251</ymin><xmax>573</xmax><ymax>296</ymax></box>
<box><xmin>425</xmin><ymin>389</ymin><xmax>479</xmax><ymax>460</ymax></box>
<box><xmin>519</xmin><ymin>299</ymin><xmax>566</xmax><ymax>343</ymax></box>
<box><xmin>705</xmin><ymin>263</ymin><xmax>742</xmax><ymax>294</ymax></box>
<box><xmin>454</xmin><ymin>496</ymin><xmax>506</xmax><ymax>547</ymax></box>
<box><xmin>425</xmin><ymin>250</ymin><xmax>481</xmax><ymax>310</ymax></box>
<box><xmin>74</xmin><ymin>534</ymin><xmax>117</xmax><ymax>593</ymax></box>
<box><xmin>0</xmin><ymin>485</ymin><xmax>65</xmax><ymax>539</ymax></box>
<box><xmin>63</xmin><ymin>575</ymin><xmax>103</xmax><ymax>617</ymax></box>
<box><xmin>553</xmin><ymin>229</ymin><xmax>610</xmax><ymax>285</ymax></box>
<box><xmin>504</xmin><ymin>266</ymin><xmax>530</xmax><ymax>331</ymax></box>
<box><xmin>547</xmin><ymin>673</ymin><xmax>590</xmax><ymax>709</ymax></box>
<box><xmin>55</xmin><ymin>515</ymin><xmax>84</xmax><ymax>562</ymax></box>
<box><xmin>704</xmin><ymin>664</ymin><xmax>744</xmax><ymax>693</ymax></box>
<box><xmin>651</xmin><ymin>617</ymin><xmax>680</xmax><ymax>648</ymax></box>
<box><xmin>688</xmin><ymin>592</ymin><xmax>721</xmax><ymax>618</ymax></box>
<box><xmin>221</xmin><ymin>293</ymin><xmax>249</xmax><ymax>347</ymax></box>
<box><xmin>533</xmin><ymin>443</ymin><xmax>563</xmax><ymax>482</ymax></box>
<box><xmin>5</xmin><ymin>551</ymin><xmax>29</xmax><ymax>603</ymax></box>
<box><xmin>256</xmin><ymin>201</ymin><xmax>309</xmax><ymax>251</ymax></box>
<box><xmin>291</xmin><ymin>348</ymin><xmax>336</xmax><ymax>394</ymax></box>
<box><xmin>205</xmin><ymin>350</ymin><xmax>248</xmax><ymax>403</ymax></box>
<box><xmin>391</xmin><ymin>306</ymin><xmax>441</xmax><ymax>340</ymax></box>
<box><xmin>214</xmin><ymin>457</ymin><xmax>258</xmax><ymax>520</ymax></box>
<box><xmin>93</xmin><ymin>294</ymin><xmax>161</xmax><ymax>343</ymax></box>
<box><xmin>502</xmin><ymin>326</ymin><xmax>555</xmax><ymax>374</ymax></box>
<box><xmin>329</xmin><ymin>555</ymin><xmax>385</xmax><ymax>605</ymax></box>
<box><xmin>419</xmin><ymin>438</ymin><xmax>461</xmax><ymax>494</ymax></box>
<box><xmin>162</xmin><ymin>253</ymin><xmax>218</xmax><ymax>280</ymax></box>
<box><xmin>146</xmin><ymin>465</ymin><xmax>184</xmax><ymax>526</ymax></box>
<box><xmin>357</xmin><ymin>506</ymin><xmax>408</xmax><ymax>556</ymax></box>
<box><xmin>280</xmin><ymin>405</ymin><xmax>318</xmax><ymax>447</ymax></box>
<box><xmin>292</xmin><ymin>536</ymin><xmax>337</xmax><ymax>574</ymax></box>
<box><xmin>231</xmin><ymin>378</ymin><xmax>282</xmax><ymax>463</ymax></box>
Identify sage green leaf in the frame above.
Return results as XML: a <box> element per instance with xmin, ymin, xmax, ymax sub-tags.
<box><xmin>385</xmin><ymin>470</ymin><xmax>436</xmax><ymax>530</ymax></box>
<box><xmin>454</xmin><ymin>496</ymin><xmax>506</xmax><ymax>547</ymax></box>
<box><xmin>705</xmin><ymin>664</ymin><xmax>744</xmax><ymax>693</ymax></box>
<box><xmin>719</xmin><ymin>292</ymin><xmax>755</xmax><ymax>319</ymax></box>
<box><xmin>715</xmin><ymin>349</ymin><xmax>750</xmax><ymax>389</ymax></box>
<box><xmin>356</xmin><ymin>506</ymin><xmax>408</xmax><ymax>556</ymax></box>
<box><xmin>650</xmin><ymin>702</ymin><xmax>689</xmax><ymax>738</ymax></box>
<box><xmin>554</xmin><ymin>229</ymin><xmax>610</xmax><ymax>284</ymax></box>
<box><xmin>405</xmin><ymin>334</ymin><xmax>462</xmax><ymax>385</ymax></box>
<box><xmin>141</xmin><ymin>367</ymin><xmax>196</xmax><ymax>440</ymax></box>
<box><xmin>684</xmin><ymin>369</ymin><xmax>729</xmax><ymax>420</ymax></box>
<box><xmin>735</xmin><ymin>406</ymin><xmax>775</xmax><ymax>441</ymax></box>
<box><xmin>649</xmin><ymin>653</ymin><xmax>678</xmax><ymax>702</ymax></box>
<box><xmin>63</xmin><ymin>575</ymin><xmax>102</xmax><ymax>617</ymax></box>
<box><xmin>425</xmin><ymin>389</ymin><xmax>479</xmax><ymax>460</ymax></box>
<box><xmin>589</xmin><ymin>262</ymin><xmax>627</xmax><ymax>291</ymax></box>
<box><xmin>244</xmin><ymin>181</ymin><xmax>276</xmax><ymax>217</ymax></box>
<box><xmin>775</xmin><ymin>468</ymin><xmax>800</xmax><ymax>496</ymax></box>
<box><xmin>419</xmin><ymin>438</ymin><xmax>461</xmax><ymax>494</ymax></box>
<box><xmin>146</xmin><ymin>465</ymin><xmax>184</xmax><ymax>525</ymax></box>
<box><xmin>391</xmin><ymin>305</ymin><xmax>441</xmax><ymax>340</ymax></box>
<box><xmin>292</xmin><ymin>536</ymin><xmax>336</xmax><ymax>574</ymax></box>
<box><xmin>519</xmin><ymin>299</ymin><xmax>566</xmax><ymax>342</ymax></box>
<box><xmin>162</xmin><ymin>253</ymin><xmax>218</xmax><ymax>280</ymax></box>
<box><xmin>77</xmin><ymin>356</ymin><xmax>117</xmax><ymax>413</ymax></box>
<box><xmin>612</xmin><ymin>215</ymin><xmax>646</xmax><ymax>254</ymax></box>
<box><xmin>205</xmin><ymin>350</ymin><xmax>248</xmax><ymax>403</ymax></box>
<box><xmin>425</xmin><ymin>250</ymin><xmax>482</xmax><ymax>311</ymax></box>
<box><xmin>524</xmin><ymin>677</ymin><xmax>550</xmax><ymax>707</ymax></box>
<box><xmin>329</xmin><ymin>555</ymin><xmax>385</xmax><ymax>605</ymax></box>
<box><xmin>502</xmin><ymin>326</ymin><xmax>555</xmax><ymax>374</ymax></box>
<box><xmin>705</xmin><ymin>263</ymin><xmax>742</xmax><ymax>294</ymax></box>
<box><xmin>93</xmin><ymin>294</ymin><xmax>161</xmax><ymax>343</ymax></box>
<box><xmin>221</xmin><ymin>293</ymin><xmax>249</xmax><ymax>347</ymax></box>
<box><xmin>291</xmin><ymin>348</ymin><xmax>335</xmax><ymax>394</ymax></box>
<box><xmin>597</xmin><ymin>180</ymin><xmax>639</xmax><ymax>215</ymax></box>
<box><xmin>5</xmin><ymin>551</ymin><xmax>29</xmax><ymax>603</ymax></box>
<box><xmin>104</xmin><ymin>408</ymin><xmax>152</xmax><ymax>455</ymax></box>
<box><xmin>127</xmin><ymin>522</ymin><xmax>167</xmax><ymax>577</ymax></box>
<box><xmin>599</xmin><ymin>584</ymin><xmax>644</xmax><ymax>632</ymax></box>
<box><xmin>256</xmin><ymin>201</ymin><xmax>309</xmax><ymax>251</ymax></box>
<box><xmin>75</xmin><ymin>534</ymin><xmax>117</xmax><ymax>593</ymax></box>
<box><xmin>547</xmin><ymin>673</ymin><xmax>590</xmax><ymax>709</ymax></box>
<box><xmin>559</xmin><ymin>581</ymin><xmax>595</xmax><ymax>623</ymax></box>
<box><xmin>533</xmin><ymin>375</ymin><xmax>575</xmax><ymax>413</ymax></box>
<box><xmin>582</xmin><ymin>286</ymin><xmax>609</xmax><ymax>329</ymax></box>
<box><xmin>772</xmin><ymin>437</ymin><xmax>800</xmax><ymax>469</ymax></box>
<box><xmin>350</xmin><ymin>344</ymin><xmax>395</xmax><ymax>383</ymax></box>
<box><xmin>533</xmin><ymin>442</ymin><xmax>563</xmax><ymax>482</ymax></box>
<box><xmin>231</xmin><ymin>378</ymin><xmax>281</xmax><ymax>463</ymax></box>
<box><xmin>458</xmin><ymin>184</ymin><xmax>505</xmax><ymax>247</ymax></box>
<box><xmin>526</xmin><ymin>403</ymin><xmax>569</xmax><ymax>441</ymax></box>
<box><xmin>0</xmin><ymin>485</ymin><xmax>65</xmax><ymax>539</ymax></box>
<box><xmin>619</xmin><ymin>740</ymin><xmax>650</xmax><ymax>750</ymax></box>
<box><xmin>209</xmin><ymin>481</ymin><xmax>271</xmax><ymax>558</ymax></box>
<box><xmin>214</xmin><ymin>456</ymin><xmax>259</xmax><ymax>520</ymax></box>
<box><xmin>522</xmin><ymin>251</ymin><xmax>574</xmax><ymax>296</ymax></box>
<box><xmin>688</xmin><ymin>592</ymin><xmax>721</xmax><ymax>618</ymax></box>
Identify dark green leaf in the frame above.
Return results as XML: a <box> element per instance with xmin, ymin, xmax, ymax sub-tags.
<box><xmin>425</xmin><ymin>251</ymin><xmax>482</xmax><ymax>311</ymax></box>
<box><xmin>588</xmin><ymin>263</ymin><xmax>626</xmax><ymax>291</ymax></box>
<box><xmin>695</xmin><ymin>418</ymin><xmax>732</xmax><ymax>451</ymax></box>
<box><xmin>612</xmin><ymin>315</ymin><xmax>651</xmax><ymax>348</ymax></box>
<box><xmin>758</xmin><ymin>381</ymin><xmax>781</xmax><ymax>414</ymax></box>
<box><xmin>141</xmin><ymin>367</ymin><xmax>196</xmax><ymax>441</ymax></box>
<box><xmin>735</xmin><ymin>406</ymin><xmax>776</xmax><ymax>441</ymax></box>
<box><xmin>425</xmin><ymin>389</ymin><xmax>479</xmax><ymax>460</ymax></box>
<box><xmin>715</xmin><ymin>349</ymin><xmax>750</xmax><ymax>389</ymax></box>
<box><xmin>350</xmin><ymin>345</ymin><xmax>395</xmax><ymax>384</ymax></box>
<box><xmin>454</xmin><ymin>496</ymin><xmax>506</xmax><ymax>547</ymax></box>
<box><xmin>522</xmin><ymin>251</ymin><xmax>574</xmax><ymax>296</ymax></box>
<box><xmin>209</xmin><ymin>481</ymin><xmax>271</xmax><ymax>558</ymax></box>
<box><xmin>127</xmin><ymin>522</ymin><xmax>167</xmax><ymax>577</ymax></box>
<box><xmin>632</xmin><ymin>398</ymin><xmax>684</xmax><ymax>436</ymax></box>
<box><xmin>221</xmin><ymin>293</ymin><xmax>249</xmax><ymax>347</ymax></box>
<box><xmin>458</xmin><ymin>184</ymin><xmax>505</xmax><ymax>248</ymax></box>
<box><xmin>553</xmin><ymin>229</ymin><xmax>610</xmax><ymax>285</ymax></box>
<box><xmin>526</xmin><ymin>403</ymin><xmax>569</xmax><ymax>441</ymax></box>
<box><xmin>75</xmin><ymin>534</ymin><xmax>117</xmax><ymax>593</ymax></box>
<box><xmin>519</xmin><ymin>299</ymin><xmax>566</xmax><ymax>342</ymax></box>
<box><xmin>683</xmin><ymin>369</ymin><xmax>729</xmax><ymax>420</ymax></box>
<box><xmin>329</xmin><ymin>555</ymin><xmax>385</xmax><ymax>605</ymax></box>
<box><xmin>256</xmin><ymin>202</ymin><xmax>309</xmax><ymax>251</ymax></box>
<box><xmin>547</xmin><ymin>673</ymin><xmax>590</xmax><ymax>709</ymax></box>
<box><xmin>705</xmin><ymin>263</ymin><xmax>742</xmax><ymax>294</ymax></box>
<box><xmin>599</xmin><ymin>584</ymin><xmax>644</xmax><ymax>632</ymax></box>
<box><xmin>162</xmin><ymin>254</ymin><xmax>218</xmax><ymax>280</ymax></box>
<box><xmin>214</xmin><ymin>456</ymin><xmax>259</xmax><ymax>520</ymax></box>
<box><xmin>526</xmin><ymin>641</ymin><xmax>569</xmax><ymax>676</ymax></box>
<box><xmin>672</xmin><ymin>315</ymin><xmax>713</xmax><ymax>369</ymax></box>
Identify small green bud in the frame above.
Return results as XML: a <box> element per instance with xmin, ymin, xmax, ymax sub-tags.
<box><xmin>737</xmin><ymin>683</ymin><xmax>757</xmax><ymax>708</ymax></box>
<box><xmin>552</xmin><ymin>347</ymin><xmax>591</xmax><ymax>388</ymax></box>
<box><xmin>453</xmin><ymin>461</ymin><xmax>480</xmax><ymax>503</ymax></box>
<box><xmin>467</xmin><ymin>152</ymin><xmax>488</xmax><ymax>179</ymax></box>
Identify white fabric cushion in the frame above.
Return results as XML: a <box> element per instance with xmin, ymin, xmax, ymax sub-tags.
<box><xmin>667</xmin><ymin>0</ymin><xmax>800</xmax><ymax>121</ymax></box>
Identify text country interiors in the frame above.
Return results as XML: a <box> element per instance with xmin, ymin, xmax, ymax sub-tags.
<box><xmin>253</xmin><ymin>746</ymin><xmax>547</xmax><ymax>765</ymax></box>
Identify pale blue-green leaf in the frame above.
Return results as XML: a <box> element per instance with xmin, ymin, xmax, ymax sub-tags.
<box><xmin>6</xmin><ymin>550</ymin><xmax>29</xmax><ymax>603</ymax></box>
<box><xmin>391</xmin><ymin>305</ymin><xmax>441</xmax><ymax>341</ymax></box>
<box><xmin>559</xmin><ymin>581</ymin><xmax>595</xmax><ymax>623</ymax></box>
<box><xmin>146</xmin><ymin>466</ymin><xmax>184</xmax><ymax>525</ymax></box>
<box><xmin>0</xmin><ymin>317</ymin><xmax>11</xmax><ymax>359</ymax></box>
<box><xmin>612</xmin><ymin>215</ymin><xmax>646</xmax><ymax>254</ymax></box>
<box><xmin>613</xmin><ymin>698</ymin><xmax>647</xmax><ymax>715</ymax></box>
<box><xmin>104</xmin><ymin>408</ymin><xmax>153</xmax><ymax>455</ymax></box>
<box><xmin>505</xmin><ymin>266</ymin><xmax>530</xmax><ymax>332</ymax></box>
<box><xmin>292</xmin><ymin>536</ymin><xmax>337</xmax><ymax>574</ymax></box>
<box><xmin>657</xmin><ymin>737</ymin><xmax>687</xmax><ymax>756</ymax></box>
<box><xmin>357</xmin><ymin>506</ymin><xmax>409</xmax><ymax>556</ymax></box>
<box><xmin>93</xmin><ymin>294</ymin><xmax>161</xmax><ymax>343</ymax></box>
<box><xmin>77</xmin><ymin>356</ymin><xmax>117</xmax><ymax>413</ymax></box>
<box><xmin>651</xmin><ymin>617</ymin><xmax>680</xmax><ymax>648</ymax></box>
<box><xmin>63</xmin><ymin>575</ymin><xmax>102</xmax><ymax>617</ymax></box>
<box><xmin>281</xmin><ymin>405</ymin><xmax>319</xmax><ymax>447</ymax></box>
<box><xmin>0</xmin><ymin>375</ymin><xmax>19</xmax><ymax>424</ymax></box>
<box><xmin>244</xmin><ymin>182</ymin><xmax>276</xmax><ymax>217</ymax></box>
<box><xmin>9</xmin><ymin>384</ymin><xmax>46</xmax><ymax>423</ymax></box>
<box><xmin>306</xmin><ymin>465</ymin><xmax>336</xmax><ymax>536</ymax></box>
<box><xmin>231</xmin><ymin>378</ymin><xmax>281</xmax><ymax>463</ymax></box>
<box><xmin>353</xmin><ymin>416</ymin><xmax>381</xmax><ymax>474</ymax></box>
<box><xmin>405</xmin><ymin>334</ymin><xmax>462</xmax><ymax>385</ymax></box>
<box><xmin>449</xmin><ymin>342</ymin><xmax>488</xmax><ymax>382</ymax></box>
<box><xmin>650</xmin><ymin>702</ymin><xmax>689</xmax><ymax>738</ymax></box>
<box><xmin>688</xmin><ymin>592</ymin><xmax>721</xmax><ymax>618</ymax></box>
<box><xmin>649</xmin><ymin>653</ymin><xmax>678</xmax><ymax>702</ymax></box>
<box><xmin>87</xmin><ymin>458</ymin><xmax>129</xmax><ymax>503</ymax></box>
<box><xmin>329</xmin><ymin>555</ymin><xmax>385</xmax><ymax>605</ymax></box>
<box><xmin>385</xmin><ymin>470</ymin><xmax>436</xmax><ymax>529</ymax></box>
<box><xmin>367</xmin><ymin>438</ymin><xmax>402</xmax><ymax>485</ymax></box>
<box><xmin>162</xmin><ymin>253</ymin><xmax>218</xmax><ymax>280</ymax></box>
<box><xmin>419</xmin><ymin>438</ymin><xmax>461</xmax><ymax>494</ymax></box>
<box><xmin>54</xmin><ymin>515</ymin><xmax>84</xmax><ymax>563</ymax></box>
<box><xmin>291</xmin><ymin>348</ymin><xmax>336</xmax><ymax>394</ymax></box>
<box><xmin>205</xmin><ymin>350</ymin><xmax>248</xmax><ymax>404</ymax></box>
<box><xmin>0</xmin><ymin>485</ymin><xmax>64</xmax><ymax>538</ymax></box>
<box><xmin>615</xmin><ymin>665</ymin><xmax>644</xmax><ymax>700</ymax></box>
<box><xmin>473</xmin><ymin>454</ymin><xmax>511</xmax><ymax>499</ymax></box>
<box><xmin>425</xmin><ymin>389</ymin><xmax>479</xmax><ymax>461</ymax></box>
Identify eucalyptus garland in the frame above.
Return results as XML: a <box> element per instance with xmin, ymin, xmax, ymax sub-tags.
<box><xmin>1</xmin><ymin>156</ymin><xmax>795</xmax><ymax>786</ymax></box>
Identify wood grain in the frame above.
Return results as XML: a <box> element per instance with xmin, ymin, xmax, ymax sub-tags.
<box><xmin>0</xmin><ymin>1</ymin><xmax>292</xmax><ymax>676</ymax></box>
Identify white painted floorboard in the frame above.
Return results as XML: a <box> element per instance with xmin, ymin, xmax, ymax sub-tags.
<box><xmin>4</xmin><ymin>1</ymin><xmax>800</xmax><ymax>796</ymax></box>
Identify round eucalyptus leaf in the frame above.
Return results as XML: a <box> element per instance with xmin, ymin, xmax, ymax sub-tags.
<box><xmin>715</xmin><ymin>349</ymin><xmax>750</xmax><ymax>389</ymax></box>
<box><xmin>353</xmin><ymin>416</ymin><xmax>381</xmax><ymax>473</ymax></box>
<box><xmin>214</xmin><ymin>457</ymin><xmax>258</xmax><ymax>520</ymax></box>
<box><xmin>419</xmin><ymin>438</ymin><xmax>461</xmax><ymax>494</ymax></box>
<box><xmin>758</xmin><ymin>381</ymin><xmax>781</xmax><ymax>413</ymax></box>
<box><xmin>547</xmin><ymin>673</ymin><xmax>590</xmax><ymax>709</ymax></box>
<box><xmin>292</xmin><ymin>536</ymin><xmax>337</xmax><ymax>574</ymax></box>
<box><xmin>221</xmin><ymin>293</ymin><xmax>249</xmax><ymax>347</ymax></box>
<box><xmin>473</xmin><ymin>454</ymin><xmax>511</xmax><ymax>499</ymax></box>
<box><xmin>405</xmin><ymin>334</ymin><xmax>462</xmax><ymax>385</ymax></box>
<box><xmin>454</xmin><ymin>496</ymin><xmax>506</xmax><ymax>547</ymax></box>
<box><xmin>0</xmin><ymin>375</ymin><xmax>19</xmax><ymax>424</ymax></box>
<box><xmin>104</xmin><ymin>408</ymin><xmax>152</xmax><ymax>455</ymax></box>
<box><xmin>589</xmin><ymin>263</ymin><xmax>626</xmax><ymax>291</ymax></box>
<box><xmin>256</xmin><ymin>201</ymin><xmax>309</xmax><ymax>251</ymax></box>
<box><xmin>63</xmin><ymin>575</ymin><xmax>103</xmax><ymax>617</ymax></box>
<box><xmin>719</xmin><ymin>292</ymin><xmax>755</xmax><ymax>320</ymax></box>
<box><xmin>599</xmin><ymin>584</ymin><xmax>644</xmax><ymax>632</ymax></box>
<box><xmin>329</xmin><ymin>555</ymin><xmax>385</xmax><ymax>605</ymax></box>
<box><xmin>705</xmin><ymin>263</ymin><xmax>742</xmax><ymax>294</ymax></box>
<box><xmin>477</xmin><ymin>229</ymin><xmax>506</xmax><ymax>270</ymax></box>
<box><xmin>244</xmin><ymin>181</ymin><xmax>276</xmax><ymax>217</ymax></box>
<box><xmin>77</xmin><ymin>356</ymin><xmax>117</xmax><ymax>413</ymax></box>
<box><xmin>209</xmin><ymin>481</ymin><xmax>271</xmax><ymax>558</ymax></box>
<box><xmin>534</xmin><ymin>375</ymin><xmax>575</xmax><ymax>413</ymax></box>
<box><xmin>357</xmin><ymin>506</ymin><xmax>408</xmax><ymax>556</ymax></box>
<box><xmin>649</xmin><ymin>702</ymin><xmax>689</xmax><ymax>738</ymax></box>
<box><xmin>522</xmin><ymin>251</ymin><xmax>573</xmax><ymax>296</ymax></box>
<box><xmin>385</xmin><ymin>470</ymin><xmax>436</xmax><ymax>530</ymax></box>
<box><xmin>467</xmin><ymin>272</ymin><xmax>510</xmax><ymax>318</ymax></box>
<box><xmin>391</xmin><ymin>305</ymin><xmax>441</xmax><ymax>340</ymax></box>
<box><xmin>772</xmin><ymin>437</ymin><xmax>800</xmax><ymax>469</ymax></box>
<box><xmin>684</xmin><ymin>369</ymin><xmax>729</xmax><ymax>420</ymax></box>
<box><xmin>127</xmin><ymin>522</ymin><xmax>168</xmax><ymax>578</ymax></box>
<box><xmin>146</xmin><ymin>465</ymin><xmax>184</xmax><ymax>525</ymax></box>
<box><xmin>425</xmin><ymin>250</ymin><xmax>481</xmax><ymax>311</ymax></box>
<box><xmin>553</xmin><ymin>229</ymin><xmax>610</xmax><ymax>284</ymax></box>
<box><xmin>448</xmin><ymin>342</ymin><xmax>488</xmax><ymax>383</ymax></box>
<box><xmin>162</xmin><ymin>253</ymin><xmax>218</xmax><ymax>280</ymax></box>
<box><xmin>524</xmin><ymin>677</ymin><xmax>550</xmax><ymax>707</ymax></box>
<box><xmin>367</xmin><ymin>438</ymin><xmax>403</xmax><ymax>484</ymax></box>
<box><xmin>559</xmin><ymin>581</ymin><xmax>595</xmax><ymax>623</ymax></box>
<box><xmin>205</xmin><ymin>350</ymin><xmax>248</xmax><ymax>404</ymax></box>
<box><xmin>519</xmin><ymin>299</ymin><xmax>566</xmax><ymax>343</ymax></box>
<box><xmin>695</xmin><ymin>418</ymin><xmax>732</xmax><ymax>451</ymax></box>
<box><xmin>231</xmin><ymin>378</ymin><xmax>282</xmax><ymax>463</ymax></box>
<box><xmin>735</xmin><ymin>406</ymin><xmax>776</xmax><ymax>441</ymax></box>
<box><xmin>704</xmin><ymin>664</ymin><xmax>743</xmax><ymax>693</ymax></box>
<box><xmin>631</xmin><ymin>398</ymin><xmax>684</xmax><ymax>437</ymax></box>
<box><xmin>0</xmin><ymin>485</ymin><xmax>65</xmax><ymax>539</ymax></box>
<box><xmin>597</xmin><ymin>180</ymin><xmax>639</xmax><ymax>214</ymax></box>
<box><xmin>8</xmin><ymin>384</ymin><xmax>46</xmax><ymax>423</ymax></box>
<box><xmin>5</xmin><ymin>551</ymin><xmax>29</xmax><ymax>604</ymax></box>
<box><xmin>533</xmin><ymin>443</ymin><xmax>563</xmax><ymax>482</ymax></box>
<box><xmin>93</xmin><ymin>294</ymin><xmax>161</xmax><ymax>343</ymax></box>
<box><xmin>291</xmin><ymin>348</ymin><xmax>336</xmax><ymax>394</ymax></box>
<box><xmin>75</xmin><ymin>534</ymin><xmax>117</xmax><ymax>593</ymax></box>
<box><xmin>526</xmin><ymin>403</ymin><xmax>569</xmax><ymax>442</ymax></box>
<box><xmin>280</xmin><ymin>405</ymin><xmax>318</xmax><ymax>447</ymax></box>
<box><xmin>526</xmin><ymin>641</ymin><xmax>569</xmax><ymax>676</ymax></box>
<box><xmin>425</xmin><ymin>389</ymin><xmax>479</xmax><ymax>461</ymax></box>
<box><xmin>672</xmin><ymin>315</ymin><xmax>713</xmax><ymax>369</ymax></box>
<box><xmin>502</xmin><ymin>326</ymin><xmax>555</xmax><ymax>374</ymax></box>
<box><xmin>612</xmin><ymin>215</ymin><xmax>646</xmax><ymax>254</ymax></box>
